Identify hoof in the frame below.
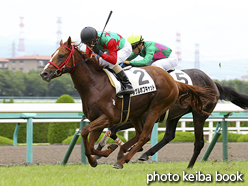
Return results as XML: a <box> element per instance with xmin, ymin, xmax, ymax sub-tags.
<box><xmin>113</xmin><ymin>162</ymin><xmax>123</xmax><ymax>169</ymax></box>
<box><xmin>138</xmin><ymin>153</ymin><xmax>149</xmax><ymax>161</ymax></box>
<box><xmin>108</xmin><ymin>144</ymin><xmax>118</xmax><ymax>150</ymax></box>
<box><xmin>90</xmin><ymin>157</ymin><xmax>98</xmax><ymax>167</ymax></box>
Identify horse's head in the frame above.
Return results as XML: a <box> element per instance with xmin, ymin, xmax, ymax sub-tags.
<box><xmin>40</xmin><ymin>36</ymin><xmax>79</xmax><ymax>82</ymax></box>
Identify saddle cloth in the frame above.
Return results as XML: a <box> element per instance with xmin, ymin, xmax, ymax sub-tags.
<box><xmin>169</xmin><ymin>70</ymin><xmax>193</xmax><ymax>85</ymax></box>
<box><xmin>103</xmin><ymin>67</ymin><xmax>157</xmax><ymax>97</ymax></box>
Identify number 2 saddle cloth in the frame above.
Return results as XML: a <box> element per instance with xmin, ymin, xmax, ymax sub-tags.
<box><xmin>103</xmin><ymin>66</ymin><xmax>157</xmax><ymax>98</ymax></box>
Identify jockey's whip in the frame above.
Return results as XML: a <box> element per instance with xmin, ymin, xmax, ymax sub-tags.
<box><xmin>98</xmin><ymin>10</ymin><xmax>113</xmax><ymax>45</ymax></box>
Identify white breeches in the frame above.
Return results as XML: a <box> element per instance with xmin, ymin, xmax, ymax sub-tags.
<box><xmin>99</xmin><ymin>40</ymin><xmax>132</xmax><ymax>69</ymax></box>
<box><xmin>149</xmin><ymin>52</ymin><xmax>178</xmax><ymax>71</ymax></box>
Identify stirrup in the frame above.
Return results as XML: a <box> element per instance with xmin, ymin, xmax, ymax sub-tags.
<box><xmin>116</xmin><ymin>88</ymin><xmax>134</xmax><ymax>96</ymax></box>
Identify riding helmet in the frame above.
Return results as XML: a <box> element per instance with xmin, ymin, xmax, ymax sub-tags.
<box><xmin>127</xmin><ymin>34</ymin><xmax>144</xmax><ymax>47</ymax></box>
<box><xmin>80</xmin><ymin>27</ymin><xmax>98</xmax><ymax>43</ymax></box>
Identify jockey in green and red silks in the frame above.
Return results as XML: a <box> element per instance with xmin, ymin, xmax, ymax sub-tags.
<box><xmin>86</xmin><ymin>31</ymin><xmax>126</xmax><ymax>65</ymax></box>
<box><xmin>80</xmin><ymin>27</ymin><xmax>134</xmax><ymax>96</ymax></box>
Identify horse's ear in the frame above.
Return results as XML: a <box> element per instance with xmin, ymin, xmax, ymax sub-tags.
<box><xmin>60</xmin><ymin>39</ymin><xmax>63</xmax><ymax>46</ymax></box>
<box><xmin>68</xmin><ymin>36</ymin><xmax>72</xmax><ymax>46</ymax></box>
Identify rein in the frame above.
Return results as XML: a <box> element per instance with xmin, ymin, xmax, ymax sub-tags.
<box><xmin>48</xmin><ymin>44</ymin><xmax>88</xmax><ymax>76</ymax></box>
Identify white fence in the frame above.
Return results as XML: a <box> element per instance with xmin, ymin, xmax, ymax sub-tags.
<box><xmin>0</xmin><ymin>103</ymin><xmax>248</xmax><ymax>143</ymax></box>
<box><xmin>121</xmin><ymin>118</ymin><xmax>248</xmax><ymax>142</ymax></box>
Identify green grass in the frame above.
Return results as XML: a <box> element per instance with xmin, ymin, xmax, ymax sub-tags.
<box><xmin>0</xmin><ymin>161</ymin><xmax>247</xmax><ymax>186</ymax></box>
<box><xmin>0</xmin><ymin>136</ymin><xmax>13</xmax><ymax>145</ymax></box>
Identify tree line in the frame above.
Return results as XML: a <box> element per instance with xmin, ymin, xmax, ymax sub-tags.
<box><xmin>0</xmin><ymin>70</ymin><xmax>79</xmax><ymax>97</ymax></box>
<box><xmin>0</xmin><ymin>69</ymin><xmax>248</xmax><ymax>97</ymax></box>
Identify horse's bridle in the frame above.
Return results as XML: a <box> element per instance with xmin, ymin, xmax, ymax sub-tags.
<box><xmin>48</xmin><ymin>44</ymin><xmax>76</xmax><ymax>76</ymax></box>
<box><xmin>48</xmin><ymin>44</ymin><xmax>89</xmax><ymax>77</ymax></box>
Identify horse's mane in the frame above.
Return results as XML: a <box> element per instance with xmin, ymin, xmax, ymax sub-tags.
<box><xmin>73</xmin><ymin>42</ymin><xmax>85</xmax><ymax>55</ymax></box>
<box><xmin>72</xmin><ymin>42</ymin><xmax>104</xmax><ymax>71</ymax></box>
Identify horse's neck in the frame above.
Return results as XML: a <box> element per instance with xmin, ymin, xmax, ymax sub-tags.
<box><xmin>70</xmin><ymin>56</ymin><xmax>105</xmax><ymax>98</ymax></box>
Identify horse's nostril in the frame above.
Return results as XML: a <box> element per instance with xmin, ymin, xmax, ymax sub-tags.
<box><xmin>40</xmin><ymin>72</ymin><xmax>48</xmax><ymax>78</ymax></box>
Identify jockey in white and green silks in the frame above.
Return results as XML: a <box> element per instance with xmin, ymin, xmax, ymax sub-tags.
<box><xmin>124</xmin><ymin>34</ymin><xmax>178</xmax><ymax>72</ymax></box>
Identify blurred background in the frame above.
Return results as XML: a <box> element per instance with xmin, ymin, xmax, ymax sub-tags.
<box><xmin>0</xmin><ymin>0</ymin><xmax>248</xmax><ymax>81</ymax></box>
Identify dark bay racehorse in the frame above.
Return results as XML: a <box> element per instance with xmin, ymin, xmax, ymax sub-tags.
<box><xmin>97</xmin><ymin>69</ymin><xmax>248</xmax><ymax>168</ymax></box>
<box><xmin>40</xmin><ymin>37</ymin><xmax>216</xmax><ymax>169</ymax></box>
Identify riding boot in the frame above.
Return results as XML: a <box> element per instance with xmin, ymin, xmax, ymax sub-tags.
<box><xmin>112</xmin><ymin>64</ymin><xmax>134</xmax><ymax>96</ymax></box>
<box><xmin>116</xmin><ymin>70</ymin><xmax>135</xmax><ymax>96</ymax></box>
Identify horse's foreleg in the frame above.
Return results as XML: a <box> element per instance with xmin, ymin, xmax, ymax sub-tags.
<box><xmin>95</xmin><ymin>122</ymin><xmax>133</xmax><ymax>159</ymax></box>
<box><xmin>97</xmin><ymin>121</ymin><xmax>133</xmax><ymax>152</ymax></box>
<box><xmin>81</xmin><ymin>124</ymin><xmax>98</xmax><ymax>167</ymax></box>
<box><xmin>81</xmin><ymin>115</ymin><xmax>110</xmax><ymax>167</ymax></box>
<box><xmin>89</xmin><ymin>130</ymin><xmax>118</xmax><ymax>158</ymax></box>
<box><xmin>116</xmin><ymin>118</ymin><xmax>143</xmax><ymax>160</ymax></box>
<box><xmin>139</xmin><ymin>117</ymin><xmax>180</xmax><ymax>161</ymax></box>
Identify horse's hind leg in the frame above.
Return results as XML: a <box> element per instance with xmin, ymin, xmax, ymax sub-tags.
<box><xmin>111</xmin><ymin>121</ymin><xmax>144</xmax><ymax>152</ymax></box>
<box><xmin>113</xmin><ymin>112</ymin><xmax>161</xmax><ymax>169</ymax></box>
<box><xmin>117</xmin><ymin>119</ymin><xmax>143</xmax><ymax>161</ymax></box>
<box><xmin>139</xmin><ymin>117</ymin><xmax>180</xmax><ymax>161</ymax></box>
<box><xmin>187</xmin><ymin>111</ymin><xmax>208</xmax><ymax>168</ymax></box>
<box><xmin>113</xmin><ymin>89</ymin><xmax>178</xmax><ymax>168</ymax></box>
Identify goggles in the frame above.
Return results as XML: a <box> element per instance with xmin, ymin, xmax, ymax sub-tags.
<box><xmin>84</xmin><ymin>40</ymin><xmax>97</xmax><ymax>46</ymax></box>
<box><xmin>131</xmin><ymin>44</ymin><xmax>139</xmax><ymax>50</ymax></box>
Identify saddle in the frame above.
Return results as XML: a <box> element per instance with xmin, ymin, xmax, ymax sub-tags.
<box><xmin>103</xmin><ymin>66</ymin><xmax>157</xmax><ymax>124</ymax></box>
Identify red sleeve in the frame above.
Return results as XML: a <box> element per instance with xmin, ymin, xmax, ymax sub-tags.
<box><xmin>85</xmin><ymin>46</ymin><xmax>93</xmax><ymax>58</ymax></box>
<box><xmin>101</xmin><ymin>39</ymin><xmax>117</xmax><ymax>65</ymax></box>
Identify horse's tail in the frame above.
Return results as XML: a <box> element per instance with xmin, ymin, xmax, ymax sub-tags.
<box><xmin>215</xmin><ymin>82</ymin><xmax>248</xmax><ymax>109</ymax></box>
<box><xmin>175</xmin><ymin>81</ymin><xmax>217</xmax><ymax>116</ymax></box>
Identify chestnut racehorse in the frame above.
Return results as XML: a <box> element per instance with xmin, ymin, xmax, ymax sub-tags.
<box><xmin>40</xmin><ymin>37</ymin><xmax>216</xmax><ymax>169</ymax></box>
<box><xmin>96</xmin><ymin>69</ymin><xmax>248</xmax><ymax>168</ymax></box>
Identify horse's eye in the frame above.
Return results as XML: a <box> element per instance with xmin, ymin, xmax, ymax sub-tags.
<box><xmin>58</xmin><ymin>54</ymin><xmax>64</xmax><ymax>59</ymax></box>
